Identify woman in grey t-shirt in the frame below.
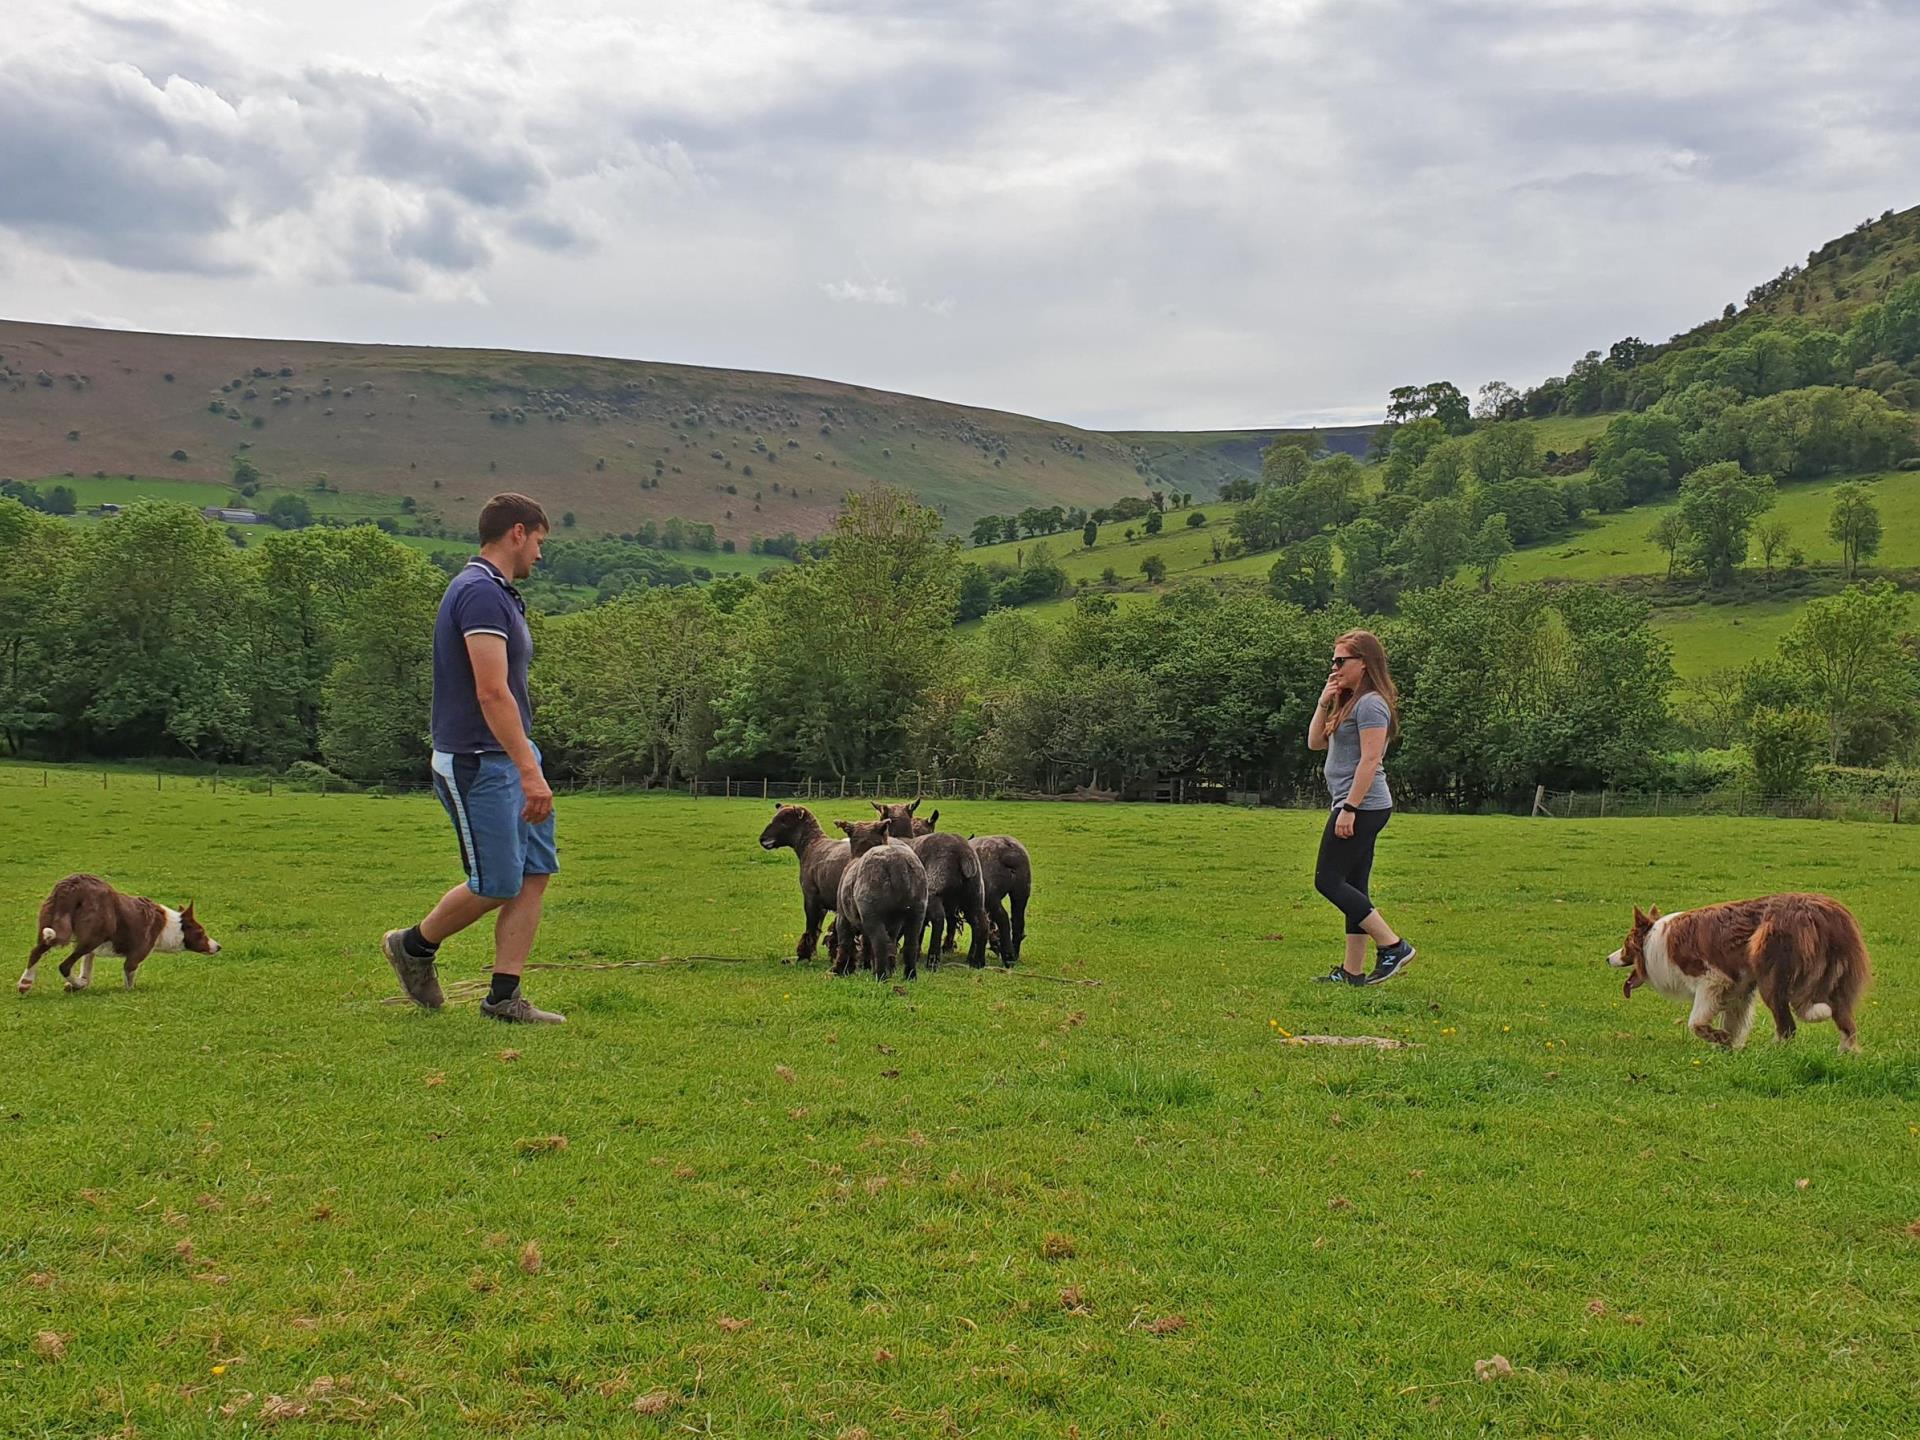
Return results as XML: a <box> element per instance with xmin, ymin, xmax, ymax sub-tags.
<box><xmin>1305</xmin><ymin>629</ymin><xmax>1416</xmax><ymax>986</ymax></box>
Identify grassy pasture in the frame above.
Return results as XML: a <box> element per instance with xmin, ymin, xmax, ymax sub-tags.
<box><xmin>5</xmin><ymin>779</ymin><xmax>1919</xmax><ymax>1436</ymax></box>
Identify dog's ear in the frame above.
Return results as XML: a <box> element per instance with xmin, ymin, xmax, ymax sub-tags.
<box><xmin>182</xmin><ymin>901</ymin><xmax>195</xmax><ymax>918</ymax></box>
<box><xmin>1632</xmin><ymin>905</ymin><xmax>1647</xmax><ymax>927</ymax></box>
<box><xmin>1648</xmin><ymin>904</ymin><xmax>1661</xmax><ymax>920</ymax></box>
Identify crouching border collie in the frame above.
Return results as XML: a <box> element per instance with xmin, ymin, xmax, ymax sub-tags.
<box><xmin>1607</xmin><ymin>894</ymin><xmax>1868</xmax><ymax>1052</ymax></box>
<box><xmin>19</xmin><ymin>874</ymin><xmax>221</xmax><ymax>995</ymax></box>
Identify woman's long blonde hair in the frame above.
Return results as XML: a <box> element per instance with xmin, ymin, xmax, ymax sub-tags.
<box><xmin>1321</xmin><ymin>628</ymin><xmax>1400</xmax><ymax>742</ymax></box>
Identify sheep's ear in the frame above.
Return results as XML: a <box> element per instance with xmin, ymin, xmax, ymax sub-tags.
<box><xmin>928</xmin><ymin>810</ymin><xmax>940</xmax><ymax>828</ymax></box>
<box><xmin>871</xmin><ymin>800</ymin><xmax>886</xmax><ymax>814</ymax></box>
<box><xmin>835</xmin><ymin>819</ymin><xmax>855</xmax><ymax>835</ymax></box>
<box><xmin>907</xmin><ymin>798</ymin><xmax>921</xmax><ymax>814</ymax></box>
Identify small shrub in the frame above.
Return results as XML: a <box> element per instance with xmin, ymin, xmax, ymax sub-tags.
<box><xmin>282</xmin><ymin>761</ymin><xmax>360</xmax><ymax>793</ymax></box>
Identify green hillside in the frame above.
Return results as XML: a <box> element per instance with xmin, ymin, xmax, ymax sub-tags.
<box><xmin>1742</xmin><ymin>202</ymin><xmax>1920</xmax><ymax>326</ymax></box>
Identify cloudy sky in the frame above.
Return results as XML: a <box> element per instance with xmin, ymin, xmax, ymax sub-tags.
<box><xmin>3</xmin><ymin>1</ymin><xmax>1916</xmax><ymax>430</ymax></box>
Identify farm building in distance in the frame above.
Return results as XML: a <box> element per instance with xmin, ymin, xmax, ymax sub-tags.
<box><xmin>202</xmin><ymin>506</ymin><xmax>268</xmax><ymax>524</ymax></box>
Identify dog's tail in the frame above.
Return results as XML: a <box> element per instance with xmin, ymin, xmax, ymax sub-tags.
<box><xmin>1751</xmin><ymin>895</ymin><xmax>1870</xmax><ymax>1024</ymax></box>
<box><xmin>41</xmin><ymin>926</ymin><xmax>57</xmax><ymax>945</ymax></box>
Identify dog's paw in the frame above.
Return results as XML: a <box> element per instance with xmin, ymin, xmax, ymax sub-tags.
<box><xmin>63</xmin><ymin>978</ymin><xmax>89</xmax><ymax>993</ymax></box>
<box><xmin>16</xmin><ymin>978</ymin><xmax>32</xmax><ymax>995</ymax></box>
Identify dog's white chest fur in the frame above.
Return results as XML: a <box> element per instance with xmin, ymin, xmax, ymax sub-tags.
<box><xmin>1638</xmin><ymin>912</ymin><xmax>1694</xmax><ymax>999</ymax></box>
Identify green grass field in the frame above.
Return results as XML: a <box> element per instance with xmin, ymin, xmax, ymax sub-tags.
<box><xmin>6</xmin><ymin>779</ymin><xmax>1919</xmax><ymax>1435</ymax></box>
<box><xmin>1508</xmin><ymin>468</ymin><xmax>1920</xmax><ymax>586</ymax></box>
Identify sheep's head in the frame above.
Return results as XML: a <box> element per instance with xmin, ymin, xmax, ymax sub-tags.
<box><xmin>871</xmin><ymin>798</ymin><xmax>921</xmax><ymax>837</ymax></box>
<box><xmin>759</xmin><ymin>804</ymin><xmax>818</xmax><ymax>850</ymax></box>
<box><xmin>836</xmin><ymin>817</ymin><xmax>894</xmax><ymax>855</ymax></box>
<box><xmin>910</xmin><ymin>809</ymin><xmax>938</xmax><ymax>836</ymax></box>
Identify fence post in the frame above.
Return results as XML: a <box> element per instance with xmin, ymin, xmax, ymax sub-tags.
<box><xmin>763</xmin><ymin>777</ymin><xmax>769</xmax><ymax>801</ymax></box>
<box><xmin>1599</xmin><ymin>789</ymin><xmax>1607</xmax><ymax>818</ymax></box>
<box><xmin>157</xmin><ymin>771</ymin><xmax>163</xmax><ymax>792</ymax></box>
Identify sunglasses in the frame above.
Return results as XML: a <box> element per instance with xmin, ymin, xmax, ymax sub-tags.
<box><xmin>1329</xmin><ymin>654</ymin><xmax>1360</xmax><ymax>667</ymax></box>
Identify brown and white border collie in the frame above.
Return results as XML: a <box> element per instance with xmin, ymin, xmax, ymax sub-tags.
<box><xmin>1607</xmin><ymin>894</ymin><xmax>1869</xmax><ymax>1052</ymax></box>
<box><xmin>19</xmin><ymin>874</ymin><xmax>221</xmax><ymax>995</ymax></box>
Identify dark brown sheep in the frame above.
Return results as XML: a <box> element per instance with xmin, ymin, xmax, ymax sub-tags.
<box><xmin>758</xmin><ymin>804</ymin><xmax>852</xmax><ymax>963</ymax></box>
<box><xmin>874</xmin><ymin>802</ymin><xmax>987</xmax><ymax>967</ymax></box>
<box><xmin>970</xmin><ymin>835</ymin><xmax>1032</xmax><ymax>966</ymax></box>
<box><xmin>832</xmin><ymin>819</ymin><xmax>929</xmax><ymax>980</ymax></box>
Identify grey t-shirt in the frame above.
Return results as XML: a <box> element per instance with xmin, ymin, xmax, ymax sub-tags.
<box><xmin>1323</xmin><ymin>691</ymin><xmax>1393</xmax><ymax>810</ymax></box>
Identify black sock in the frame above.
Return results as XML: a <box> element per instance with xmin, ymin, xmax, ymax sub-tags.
<box><xmin>487</xmin><ymin>972</ymin><xmax>519</xmax><ymax>1004</ymax></box>
<box><xmin>402</xmin><ymin>925</ymin><xmax>439</xmax><ymax>960</ymax></box>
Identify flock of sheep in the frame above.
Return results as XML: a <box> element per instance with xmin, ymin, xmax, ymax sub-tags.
<box><xmin>758</xmin><ymin>800</ymin><xmax>1032</xmax><ymax>980</ymax></box>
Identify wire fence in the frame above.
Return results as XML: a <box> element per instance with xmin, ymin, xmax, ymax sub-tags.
<box><xmin>0</xmin><ymin>763</ymin><xmax>1908</xmax><ymax>824</ymax></box>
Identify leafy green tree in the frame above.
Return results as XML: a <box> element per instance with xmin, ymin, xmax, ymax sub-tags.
<box><xmin>955</xmin><ymin>563</ymin><xmax>995</xmax><ymax>622</ymax></box>
<box><xmin>267</xmin><ymin>493</ymin><xmax>314</xmax><ymax>529</ymax></box>
<box><xmin>1827</xmin><ymin>482</ymin><xmax>1882</xmax><ymax>579</ymax></box>
<box><xmin>1646</xmin><ymin>512</ymin><xmax>1690</xmax><ymax>581</ymax></box>
<box><xmin>1261</xmin><ymin>443</ymin><xmax>1312</xmax><ymax>489</ymax></box>
<box><xmin>1269</xmin><ymin>535</ymin><xmax>1335</xmax><ymax>611</ymax></box>
<box><xmin>1677</xmin><ymin>463</ymin><xmax>1774</xmax><ymax>586</ymax></box>
<box><xmin>972</xmin><ymin>515</ymin><xmax>1003</xmax><ymax>547</ymax></box>
<box><xmin>318</xmin><ymin>547</ymin><xmax>447</xmax><ymax>783</ymax></box>
<box><xmin>0</xmin><ymin>499</ymin><xmax>73</xmax><ymax>753</ymax></box>
<box><xmin>42</xmin><ymin>484</ymin><xmax>77</xmax><ymax>515</ymax></box>
<box><xmin>1395</xmin><ymin>584</ymin><xmax>1673</xmax><ymax>802</ymax></box>
<box><xmin>1335</xmin><ymin>518</ymin><xmax>1397</xmax><ymax>613</ymax></box>
<box><xmin>711</xmin><ymin>485</ymin><xmax>958</xmax><ymax>777</ymax></box>
<box><xmin>1140</xmin><ymin>553</ymin><xmax>1167</xmax><ymax>583</ymax></box>
<box><xmin>1745</xmin><ymin>707</ymin><xmax>1827</xmax><ymax>794</ymax></box>
<box><xmin>1186</xmin><ymin>510</ymin><xmax>1207</xmax><ymax>528</ymax></box>
<box><xmin>1468</xmin><ymin>512</ymin><xmax>1514</xmax><ymax>592</ymax></box>
<box><xmin>534</xmin><ymin>588</ymin><xmax>724</xmax><ymax>784</ymax></box>
<box><xmin>1395</xmin><ymin>497</ymin><xmax>1471</xmax><ymax>590</ymax></box>
<box><xmin>1753</xmin><ymin>517</ymin><xmax>1791</xmax><ymax>586</ymax></box>
<box><xmin>1082</xmin><ymin>520</ymin><xmax>1098</xmax><ymax>548</ymax></box>
<box><xmin>1779</xmin><ymin>581</ymin><xmax>1915</xmax><ymax>761</ymax></box>
<box><xmin>1144</xmin><ymin>510</ymin><xmax>1163</xmax><ymax>536</ymax></box>
<box><xmin>1467</xmin><ymin>422</ymin><xmax>1539</xmax><ymax>487</ymax></box>
<box><xmin>56</xmin><ymin>503</ymin><xmax>256</xmax><ymax>756</ymax></box>
<box><xmin>1387</xmin><ymin>381</ymin><xmax>1471</xmax><ymax>433</ymax></box>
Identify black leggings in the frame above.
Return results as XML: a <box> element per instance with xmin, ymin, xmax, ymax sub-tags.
<box><xmin>1314</xmin><ymin>807</ymin><xmax>1392</xmax><ymax>934</ymax></box>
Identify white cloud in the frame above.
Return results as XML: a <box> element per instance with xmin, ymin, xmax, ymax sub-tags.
<box><xmin>821</xmin><ymin>278</ymin><xmax>907</xmax><ymax>306</ymax></box>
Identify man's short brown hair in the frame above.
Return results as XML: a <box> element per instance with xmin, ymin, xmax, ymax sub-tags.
<box><xmin>477</xmin><ymin>492</ymin><xmax>550</xmax><ymax>544</ymax></box>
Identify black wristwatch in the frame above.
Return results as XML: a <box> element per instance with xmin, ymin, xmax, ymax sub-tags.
<box><xmin>1338</xmin><ymin>802</ymin><xmax>1360</xmax><ymax>814</ymax></box>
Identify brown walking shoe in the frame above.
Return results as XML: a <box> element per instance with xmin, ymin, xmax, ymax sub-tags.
<box><xmin>382</xmin><ymin>930</ymin><xmax>445</xmax><ymax>1010</ymax></box>
<box><xmin>479</xmin><ymin>987</ymin><xmax>566</xmax><ymax>1024</ymax></box>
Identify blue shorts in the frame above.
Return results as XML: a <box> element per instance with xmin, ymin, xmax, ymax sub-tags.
<box><xmin>431</xmin><ymin>749</ymin><xmax>558</xmax><ymax>900</ymax></box>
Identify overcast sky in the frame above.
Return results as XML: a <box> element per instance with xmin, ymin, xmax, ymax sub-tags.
<box><xmin>3</xmin><ymin>1</ymin><xmax>1916</xmax><ymax>430</ymax></box>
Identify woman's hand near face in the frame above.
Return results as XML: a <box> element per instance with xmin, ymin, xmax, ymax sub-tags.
<box><xmin>1319</xmin><ymin>675</ymin><xmax>1343</xmax><ymax>707</ymax></box>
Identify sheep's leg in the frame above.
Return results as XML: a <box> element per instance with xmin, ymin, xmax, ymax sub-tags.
<box><xmin>1006</xmin><ymin>887</ymin><xmax>1028</xmax><ymax>967</ymax></box>
<box><xmin>963</xmin><ymin>876</ymin><xmax>989</xmax><ymax>969</ymax></box>
<box><xmin>902</xmin><ymin>903</ymin><xmax>925</xmax><ymax>981</ymax></box>
<box><xmin>986</xmin><ymin>898</ymin><xmax>1012</xmax><ymax>962</ymax></box>
<box><xmin>866</xmin><ymin>920</ymin><xmax>893</xmax><ymax>981</ymax></box>
<box><xmin>921</xmin><ymin>897</ymin><xmax>945</xmax><ymax>972</ymax></box>
<box><xmin>797</xmin><ymin>896</ymin><xmax>825</xmax><ymax>963</ymax></box>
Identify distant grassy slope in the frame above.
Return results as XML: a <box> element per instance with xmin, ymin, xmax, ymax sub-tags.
<box><xmin>0</xmin><ymin>319</ymin><xmax>1366</xmax><ymax>545</ymax></box>
<box><xmin>1741</xmin><ymin>201</ymin><xmax>1920</xmax><ymax>326</ymax></box>
<box><xmin>1508</xmin><ymin>468</ymin><xmax>1920</xmax><ymax>583</ymax></box>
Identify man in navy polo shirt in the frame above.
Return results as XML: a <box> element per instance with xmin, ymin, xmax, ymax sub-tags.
<box><xmin>382</xmin><ymin>492</ymin><xmax>564</xmax><ymax>1024</ymax></box>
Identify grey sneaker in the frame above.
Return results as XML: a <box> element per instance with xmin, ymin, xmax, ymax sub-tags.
<box><xmin>479</xmin><ymin>987</ymin><xmax>566</xmax><ymax>1024</ymax></box>
<box><xmin>382</xmin><ymin>930</ymin><xmax>445</xmax><ymax>1010</ymax></box>
<box><xmin>1313</xmin><ymin>963</ymin><xmax>1367</xmax><ymax>986</ymax></box>
<box><xmin>1365</xmin><ymin>940</ymin><xmax>1417</xmax><ymax>986</ymax></box>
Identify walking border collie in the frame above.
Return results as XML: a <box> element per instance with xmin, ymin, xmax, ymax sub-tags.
<box><xmin>19</xmin><ymin>874</ymin><xmax>221</xmax><ymax>995</ymax></box>
<box><xmin>1607</xmin><ymin>893</ymin><xmax>1868</xmax><ymax>1052</ymax></box>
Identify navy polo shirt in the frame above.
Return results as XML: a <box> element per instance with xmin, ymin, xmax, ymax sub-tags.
<box><xmin>431</xmin><ymin>557</ymin><xmax>534</xmax><ymax>754</ymax></box>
